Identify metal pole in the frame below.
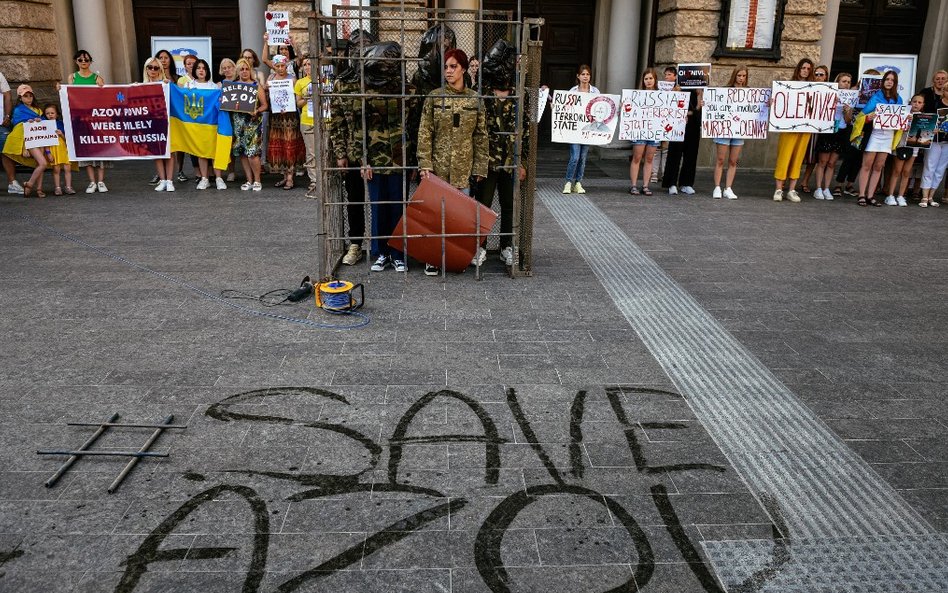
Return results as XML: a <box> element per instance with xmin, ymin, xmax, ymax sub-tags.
<box><xmin>311</xmin><ymin>15</ymin><xmax>327</xmax><ymax>281</ymax></box>
<box><xmin>107</xmin><ymin>415</ymin><xmax>174</xmax><ymax>494</ymax></box>
<box><xmin>43</xmin><ymin>412</ymin><xmax>119</xmax><ymax>488</ymax></box>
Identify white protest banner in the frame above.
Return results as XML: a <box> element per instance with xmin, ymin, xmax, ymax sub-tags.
<box><xmin>701</xmin><ymin>87</ymin><xmax>770</xmax><ymax>139</ymax></box>
<box><xmin>769</xmin><ymin>81</ymin><xmax>838</xmax><ymax>133</ymax></box>
<box><xmin>619</xmin><ymin>89</ymin><xmax>689</xmax><ymax>142</ymax></box>
<box><xmin>24</xmin><ymin>120</ymin><xmax>59</xmax><ymax>149</ymax></box>
<box><xmin>658</xmin><ymin>81</ymin><xmax>676</xmax><ymax>91</ymax></box>
<box><xmin>265</xmin><ymin>10</ymin><xmax>290</xmax><ymax>46</ymax></box>
<box><xmin>551</xmin><ymin>90</ymin><xmax>620</xmax><ymax>145</ymax></box>
<box><xmin>536</xmin><ymin>87</ymin><xmax>549</xmax><ymax>123</ymax></box>
<box><xmin>268</xmin><ymin>78</ymin><xmax>296</xmax><ymax>113</ymax></box>
<box><xmin>838</xmin><ymin>90</ymin><xmax>859</xmax><ymax>108</ymax></box>
<box><xmin>874</xmin><ymin>103</ymin><xmax>912</xmax><ymax>131</ymax></box>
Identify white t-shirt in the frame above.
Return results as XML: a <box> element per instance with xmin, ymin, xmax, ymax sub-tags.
<box><xmin>569</xmin><ymin>84</ymin><xmax>600</xmax><ymax>94</ymax></box>
<box><xmin>0</xmin><ymin>71</ymin><xmax>9</xmax><ymax>94</ymax></box>
<box><xmin>188</xmin><ymin>80</ymin><xmax>217</xmax><ymax>90</ymax></box>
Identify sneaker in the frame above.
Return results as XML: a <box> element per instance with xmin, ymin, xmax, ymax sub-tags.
<box><xmin>226</xmin><ymin>172</ymin><xmax>236</xmax><ymax>182</ymax></box>
<box><xmin>471</xmin><ymin>247</ymin><xmax>487</xmax><ymax>266</ymax></box>
<box><xmin>252</xmin><ymin>182</ymin><xmax>262</xmax><ymax>192</ymax></box>
<box><xmin>149</xmin><ymin>174</ymin><xmax>160</xmax><ymax>185</ymax></box>
<box><xmin>813</xmin><ymin>188</ymin><xmax>825</xmax><ymax>200</ymax></box>
<box><xmin>240</xmin><ymin>182</ymin><xmax>251</xmax><ymax>191</ymax></box>
<box><xmin>97</xmin><ymin>182</ymin><xmax>108</xmax><ymax>193</ymax></box>
<box><xmin>215</xmin><ymin>177</ymin><xmax>227</xmax><ymax>190</ymax></box>
<box><xmin>154</xmin><ymin>180</ymin><xmax>167</xmax><ymax>192</ymax></box>
<box><xmin>680</xmin><ymin>185</ymin><xmax>695</xmax><ymax>195</ymax></box>
<box><xmin>393</xmin><ymin>259</ymin><xmax>407</xmax><ymax>272</ymax></box>
<box><xmin>712</xmin><ymin>186</ymin><xmax>722</xmax><ymax>199</ymax></box>
<box><xmin>424</xmin><ymin>263</ymin><xmax>440</xmax><ymax>276</ymax></box>
<box><xmin>499</xmin><ymin>246</ymin><xmax>513</xmax><ymax>266</ymax></box>
<box><xmin>562</xmin><ymin>181</ymin><xmax>572</xmax><ymax>194</ymax></box>
<box><xmin>773</xmin><ymin>189</ymin><xmax>783</xmax><ymax>202</ymax></box>
<box><xmin>573</xmin><ymin>181</ymin><xmax>586</xmax><ymax>194</ymax></box>
<box><xmin>7</xmin><ymin>181</ymin><xmax>24</xmax><ymax>195</ymax></box>
<box><xmin>723</xmin><ymin>187</ymin><xmax>738</xmax><ymax>200</ymax></box>
<box><xmin>86</xmin><ymin>182</ymin><xmax>98</xmax><ymax>194</ymax></box>
<box><xmin>823</xmin><ymin>188</ymin><xmax>833</xmax><ymax>201</ymax></box>
<box><xmin>370</xmin><ymin>254</ymin><xmax>390</xmax><ymax>272</ymax></box>
<box><xmin>175</xmin><ymin>172</ymin><xmax>188</xmax><ymax>182</ymax></box>
<box><xmin>165</xmin><ymin>181</ymin><xmax>175</xmax><ymax>192</ymax></box>
<box><xmin>668</xmin><ymin>185</ymin><xmax>678</xmax><ymax>195</ymax></box>
<box><xmin>884</xmin><ymin>195</ymin><xmax>897</xmax><ymax>206</ymax></box>
<box><xmin>786</xmin><ymin>189</ymin><xmax>801</xmax><ymax>203</ymax></box>
<box><xmin>196</xmin><ymin>177</ymin><xmax>210</xmax><ymax>190</ymax></box>
<box><xmin>896</xmin><ymin>196</ymin><xmax>907</xmax><ymax>207</ymax></box>
<box><xmin>342</xmin><ymin>243</ymin><xmax>363</xmax><ymax>265</ymax></box>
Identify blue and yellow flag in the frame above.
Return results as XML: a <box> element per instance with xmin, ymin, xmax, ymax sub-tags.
<box><xmin>169</xmin><ymin>85</ymin><xmax>233</xmax><ymax>170</ymax></box>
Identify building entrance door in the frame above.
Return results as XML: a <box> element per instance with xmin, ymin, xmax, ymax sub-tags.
<box><xmin>832</xmin><ymin>0</ymin><xmax>929</xmax><ymax>79</ymax></box>
<box><xmin>132</xmin><ymin>0</ymin><xmax>242</xmax><ymax>75</ymax></box>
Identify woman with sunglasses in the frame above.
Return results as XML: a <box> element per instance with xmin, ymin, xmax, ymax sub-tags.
<box><xmin>141</xmin><ymin>57</ymin><xmax>176</xmax><ymax>192</ymax></box>
<box><xmin>812</xmin><ymin>70</ymin><xmax>853</xmax><ymax>201</ymax></box>
<box><xmin>232</xmin><ymin>58</ymin><xmax>269</xmax><ymax>191</ymax></box>
<box><xmin>239</xmin><ymin>48</ymin><xmax>270</xmax><ymax>171</ymax></box>
<box><xmin>800</xmin><ymin>65</ymin><xmax>830</xmax><ymax>194</ymax></box>
<box><xmin>67</xmin><ymin>50</ymin><xmax>110</xmax><ymax>193</ymax></box>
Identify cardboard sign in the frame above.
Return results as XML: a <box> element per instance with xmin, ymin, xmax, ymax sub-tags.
<box><xmin>388</xmin><ymin>174</ymin><xmax>497</xmax><ymax>273</ymax></box>
<box><xmin>874</xmin><ymin>104</ymin><xmax>912</xmax><ymax>131</ymax></box>
<box><xmin>838</xmin><ymin>90</ymin><xmax>859</xmax><ymax>108</ymax></box>
<box><xmin>23</xmin><ymin>120</ymin><xmax>60</xmax><ymax>149</ymax></box>
<box><xmin>220</xmin><ymin>81</ymin><xmax>258</xmax><ymax>114</ymax></box>
<box><xmin>618</xmin><ymin>89</ymin><xmax>689</xmax><ymax>142</ymax></box>
<box><xmin>768</xmin><ymin>81</ymin><xmax>838</xmax><ymax>133</ymax></box>
<box><xmin>701</xmin><ymin>87</ymin><xmax>770</xmax><ymax>139</ymax></box>
<box><xmin>268</xmin><ymin>78</ymin><xmax>296</xmax><ymax>113</ymax></box>
<box><xmin>60</xmin><ymin>83</ymin><xmax>171</xmax><ymax>160</ymax></box>
<box><xmin>551</xmin><ymin>90</ymin><xmax>620</xmax><ymax>145</ymax></box>
<box><xmin>906</xmin><ymin>113</ymin><xmax>937</xmax><ymax>149</ymax></box>
<box><xmin>658</xmin><ymin>81</ymin><xmax>676</xmax><ymax>92</ymax></box>
<box><xmin>265</xmin><ymin>10</ymin><xmax>290</xmax><ymax>46</ymax></box>
<box><xmin>677</xmin><ymin>63</ymin><xmax>711</xmax><ymax>88</ymax></box>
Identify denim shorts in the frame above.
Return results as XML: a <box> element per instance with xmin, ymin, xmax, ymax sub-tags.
<box><xmin>712</xmin><ymin>137</ymin><xmax>745</xmax><ymax>147</ymax></box>
<box><xmin>632</xmin><ymin>139</ymin><xmax>659</xmax><ymax>147</ymax></box>
<box><xmin>0</xmin><ymin>125</ymin><xmax>10</xmax><ymax>151</ymax></box>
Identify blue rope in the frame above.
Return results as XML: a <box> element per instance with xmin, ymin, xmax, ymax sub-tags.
<box><xmin>12</xmin><ymin>212</ymin><xmax>370</xmax><ymax>330</ymax></box>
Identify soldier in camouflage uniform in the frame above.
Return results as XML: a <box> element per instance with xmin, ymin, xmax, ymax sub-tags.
<box><xmin>416</xmin><ymin>48</ymin><xmax>489</xmax><ymax>274</ymax></box>
<box><xmin>349</xmin><ymin>42</ymin><xmax>410</xmax><ymax>273</ymax></box>
<box><xmin>406</xmin><ymin>24</ymin><xmax>458</xmax><ymax>174</ymax></box>
<box><xmin>478</xmin><ymin>39</ymin><xmax>528</xmax><ymax>267</ymax></box>
<box><xmin>328</xmin><ymin>29</ymin><xmax>374</xmax><ymax>265</ymax></box>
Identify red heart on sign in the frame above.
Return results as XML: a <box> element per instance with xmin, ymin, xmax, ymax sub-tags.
<box><xmin>665</xmin><ymin>123</ymin><xmax>673</xmax><ymax>132</ymax></box>
<box><xmin>276</xmin><ymin>20</ymin><xmax>288</xmax><ymax>28</ymax></box>
<box><xmin>265</xmin><ymin>12</ymin><xmax>273</xmax><ymax>20</ymax></box>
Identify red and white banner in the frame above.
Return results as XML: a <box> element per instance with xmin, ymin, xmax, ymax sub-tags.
<box><xmin>59</xmin><ymin>83</ymin><xmax>171</xmax><ymax>160</ymax></box>
<box><xmin>768</xmin><ymin>81</ymin><xmax>838</xmax><ymax>133</ymax></box>
<box><xmin>874</xmin><ymin>104</ymin><xmax>912</xmax><ymax>131</ymax></box>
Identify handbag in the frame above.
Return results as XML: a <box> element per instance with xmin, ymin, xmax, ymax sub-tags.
<box><xmin>894</xmin><ymin>146</ymin><xmax>913</xmax><ymax>161</ymax></box>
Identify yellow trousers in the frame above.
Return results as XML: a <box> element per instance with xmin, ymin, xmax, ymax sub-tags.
<box><xmin>773</xmin><ymin>132</ymin><xmax>811</xmax><ymax>181</ymax></box>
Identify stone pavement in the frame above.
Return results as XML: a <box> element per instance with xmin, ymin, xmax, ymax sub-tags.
<box><xmin>0</xmin><ymin>157</ymin><xmax>946</xmax><ymax>592</ymax></box>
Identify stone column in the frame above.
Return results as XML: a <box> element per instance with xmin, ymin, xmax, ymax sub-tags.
<box><xmin>72</xmin><ymin>0</ymin><xmax>113</xmax><ymax>81</ymax></box>
<box><xmin>605</xmin><ymin>0</ymin><xmax>638</xmax><ymax>95</ymax></box>
<box><xmin>820</xmin><ymin>0</ymin><xmax>840</xmax><ymax>67</ymax></box>
<box><xmin>240</xmin><ymin>0</ymin><xmax>268</xmax><ymax>58</ymax></box>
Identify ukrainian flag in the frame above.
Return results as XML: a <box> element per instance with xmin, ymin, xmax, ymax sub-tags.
<box><xmin>169</xmin><ymin>85</ymin><xmax>233</xmax><ymax>170</ymax></box>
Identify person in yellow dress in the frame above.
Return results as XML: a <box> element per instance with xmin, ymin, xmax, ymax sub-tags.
<box><xmin>42</xmin><ymin>103</ymin><xmax>76</xmax><ymax>195</ymax></box>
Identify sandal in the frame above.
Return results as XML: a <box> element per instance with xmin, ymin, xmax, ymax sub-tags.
<box><xmin>64</xmin><ymin>186</ymin><xmax>76</xmax><ymax>195</ymax></box>
<box><xmin>931</xmin><ymin>200</ymin><xmax>940</xmax><ymax>208</ymax></box>
<box><xmin>867</xmin><ymin>197</ymin><xmax>881</xmax><ymax>207</ymax></box>
<box><xmin>857</xmin><ymin>196</ymin><xmax>867</xmax><ymax>207</ymax></box>
<box><xmin>920</xmin><ymin>198</ymin><xmax>929</xmax><ymax>208</ymax></box>
<box><xmin>274</xmin><ymin>179</ymin><xmax>286</xmax><ymax>188</ymax></box>
<box><xmin>54</xmin><ymin>186</ymin><xmax>63</xmax><ymax>196</ymax></box>
<box><xmin>642</xmin><ymin>187</ymin><xmax>653</xmax><ymax>196</ymax></box>
<box><xmin>23</xmin><ymin>182</ymin><xmax>32</xmax><ymax>197</ymax></box>
<box><xmin>282</xmin><ymin>182</ymin><xmax>294</xmax><ymax>191</ymax></box>
<box><xmin>801</xmin><ymin>185</ymin><xmax>811</xmax><ymax>194</ymax></box>
<box><xmin>832</xmin><ymin>186</ymin><xmax>842</xmax><ymax>198</ymax></box>
<box><xmin>629</xmin><ymin>186</ymin><xmax>640</xmax><ymax>195</ymax></box>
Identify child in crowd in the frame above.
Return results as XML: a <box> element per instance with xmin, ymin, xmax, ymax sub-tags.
<box><xmin>883</xmin><ymin>93</ymin><xmax>925</xmax><ymax>206</ymax></box>
<box><xmin>42</xmin><ymin>103</ymin><xmax>74</xmax><ymax>196</ymax></box>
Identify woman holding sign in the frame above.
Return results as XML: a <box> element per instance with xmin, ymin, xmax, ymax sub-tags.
<box><xmin>142</xmin><ymin>57</ymin><xmax>176</xmax><ymax>192</ymax></box>
<box><xmin>266</xmin><ymin>54</ymin><xmax>304</xmax><ymax>190</ymax></box>
<box><xmin>773</xmin><ymin>58</ymin><xmax>814</xmax><ymax>203</ymax></box>
<box><xmin>232</xmin><ymin>58</ymin><xmax>269</xmax><ymax>191</ymax></box>
<box><xmin>710</xmin><ymin>66</ymin><xmax>749</xmax><ymax>200</ymax></box>
<box><xmin>1</xmin><ymin>85</ymin><xmax>47</xmax><ymax>197</ymax></box>
<box><xmin>853</xmin><ymin>70</ymin><xmax>902</xmax><ymax>207</ymax></box>
<box><xmin>628</xmin><ymin>68</ymin><xmax>660</xmax><ymax>196</ymax></box>
<box><xmin>563</xmin><ymin>65</ymin><xmax>598</xmax><ymax>194</ymax></box>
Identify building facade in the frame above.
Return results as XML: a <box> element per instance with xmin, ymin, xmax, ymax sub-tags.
<box><xmin>2</xmin><ymin>0</ymin><xmax>945</xmax><ymax>168</ymax></box>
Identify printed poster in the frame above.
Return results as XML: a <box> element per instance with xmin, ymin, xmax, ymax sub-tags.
<box><xmin>701</xmin><ymin>87</ymin><xmax>771</xmax><ymax>139</ymax></box>
<box><xmin>23</xmin><ymin>120</ymin><xmax>59</xmax><ymax>149</ymax></box>
<box><xmin>59</xmin><ymin>83</ymin><xmax>170</xmax><ymax>160</ymax></box>
<box><xmin>551</xmin><ymin>90</ymin><xmax>620</xmax><ymax>145</ymax></box>
<box><xmin>265</xmin><ymin>11</ymin><xmax>290</xmax><ymax>46</ymax></box>
<box><xmin>768</xmin><ymin>81</ymin><xmax>838</xmax><ymax>133</ymax></box>
<box><xmin>619</xmin><ymin>89</ymin><xmax>689</xmax><ymax>142</ymax></box>
<box><xmin>906</xmin><ymin>113</ymin><xmax>936</xmax><ymax>149</ymax></box>
<box><xmin>220</xmin><ymin>81</ymin><xmax>258</xmax><ymax>114</ymax></box>
<box><xmin>857</xmin><ymin>75</ymin><xmax>882</xmax><ymax>108</ymax></box>
<box><xmin>858</xmin><ymin>53</ymin><xmax>917</xmax><ymax>106</ymax></box>
<box><xmin>873</xmin><ymin>104</ymin><xmax>912</xmax><ymax>131</ymax></box>
<box><xmin>677</xmin><ymin>63</ymin><xmax>711</xmax><ymax>88</ymax></box>
<box><xmin>268</xmin><ymin>78</ymin><xmax>296</xmax><ymax>113</ymax></box>
<box><xmin>937</xmin><ymin>108</ymin><xmax>948</xmax><ymax>140</ymax></box>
